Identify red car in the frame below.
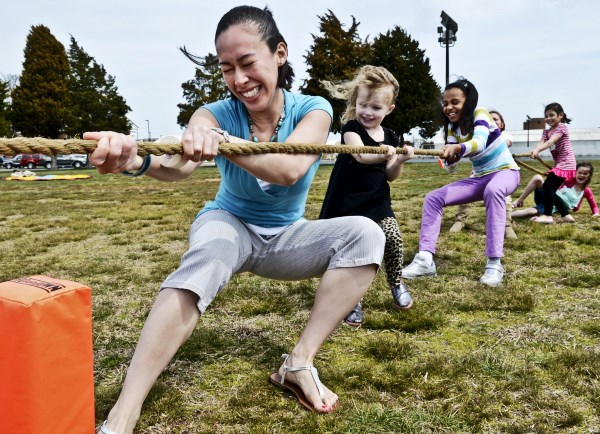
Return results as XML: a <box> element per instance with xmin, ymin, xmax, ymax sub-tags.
<box><xmin>12</xmin><ymin>154</ymin><xmax>52</xmax><ymax>169</ymax></box>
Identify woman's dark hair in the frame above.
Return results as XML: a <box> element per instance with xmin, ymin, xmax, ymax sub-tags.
<box><xmin>544</xmin><ymin>102</ymin><xmax>572</xmax><ymax>124</ymax></box>
<box><xmin>180</xmin><ymin>6</ymin><xmax>294</xmax><ymax>92</ymax></box>
<box><xmin>489</xmin><ymin>110</ymin><xmax>505</xmax><ymax>131</ymax></box>
<box><xmin>576</xmin><ymin>161</ymin><xmax>594</xmax><ymax>188</ymax></box>
<box><xmin>443</xmin><ymin>78</ymin><xmax>479</xmax><ymax>142</ymax></box>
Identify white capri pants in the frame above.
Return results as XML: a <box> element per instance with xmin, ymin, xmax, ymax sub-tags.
<box><xmin>161</xmin><ymin>210</ymin><xmax>385</xmax><ymax>313</ymax></box>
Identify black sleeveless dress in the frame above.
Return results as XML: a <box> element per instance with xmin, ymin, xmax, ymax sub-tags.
<box><xmin>319</xmin><ymin>119</ymin><xmax>400</xmax><ymax>222</ymax></box>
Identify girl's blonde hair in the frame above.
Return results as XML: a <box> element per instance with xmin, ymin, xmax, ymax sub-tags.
<box><xmin>321</xmin><ymin>65</ymin><xmax>399</xmax><ymax>124</ymax></box>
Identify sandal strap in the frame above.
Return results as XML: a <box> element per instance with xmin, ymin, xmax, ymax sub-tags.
<box><xmin>279</xmin><ymin>353</ymin><xmax>325</xmax><ymax>399</ymax></box>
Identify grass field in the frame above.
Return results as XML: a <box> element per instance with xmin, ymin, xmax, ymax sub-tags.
<box><xmin>1</xmin><ymin>160</ymin><xmax>599</xmax><ymax>433</ymax></box>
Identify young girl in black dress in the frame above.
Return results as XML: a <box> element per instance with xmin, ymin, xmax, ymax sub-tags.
<box><xmin>320</xmin><ymin>65</ymin><xmax>414</xmax><ymax>326</ymax></box>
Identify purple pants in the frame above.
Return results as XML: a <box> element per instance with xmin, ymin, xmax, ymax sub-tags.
<box><xmin>419</xmin><ymin>169</ymin><xmax>520</xmax><ymax>258</ymax></box>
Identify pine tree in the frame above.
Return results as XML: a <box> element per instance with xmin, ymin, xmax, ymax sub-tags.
<box><xmin>300</xmin><ymin>10</ymin><xmax>372</xmax><ymax>133</ymax></box>
<box><xmin>177</xmin><ymin>53</ymin><xmax>229</xmax><ymax>128</ymax></box>
<box><xmin>372</xmin><ymin>26</ymin><xmax>442</xmax><ymax>140</ymax></box>
<box><xmin>11</xmin><ymin>25</ymin><xmax>70</xmax><ymax>138</ymax></box>
<box><xmin>0</xmin><ymin>78</ymin><xmax>11</xmax><ymax>137</ymax></box>
<box><xmin>67</xmin><ymin>36</ymin><xmax>131</xmax><ymax>137</ymax></box>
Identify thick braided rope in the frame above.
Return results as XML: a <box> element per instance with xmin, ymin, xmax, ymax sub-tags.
<box><xmin>0</xmin><ymin>138</ymin><xmax>552</xmax><ymax>175</ymax></box>
<box><xmin>514</xmin><ymin>159</ymin><xmax>547</xmax><ymax>176</ymax></box>
<box><xmin>512</xmin><ymin>152</ymin><xmax>553</xmax><ymax>175</ymax></box>
<box><xmin>512</xmin><ymin>153</ymin><xmax>553</xmax><ymax>169</ymax></box>
<box><xmin>0</xmin><ymin>137</ymin><xmax>442</xmax><ymax>157</ymax></box>
<box><xmin>534</xmin><ymin>156</ymin><xmax>553</xmax><ymax>170</ymax></box>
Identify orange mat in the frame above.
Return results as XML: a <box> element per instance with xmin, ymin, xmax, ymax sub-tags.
<box><xmin>0</xmin><ymin>275</ymin><xmax>95</xmax><ymax>434</ymax></box>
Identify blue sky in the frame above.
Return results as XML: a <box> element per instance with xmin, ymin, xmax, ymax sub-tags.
<box><xmin>2</xmin><ymin>0</ymin><xmax>599</xmax><ymax>139</ymax></box>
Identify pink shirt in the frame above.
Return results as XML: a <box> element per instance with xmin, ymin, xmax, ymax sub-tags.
<box><xmin>542</xmin><ymin>123</ymin><xmax>576</xmax><ymax>173</ymax></box>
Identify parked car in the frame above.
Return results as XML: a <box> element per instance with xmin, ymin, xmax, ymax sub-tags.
<box><xmin>12</xmin><ymin>154</ymin><xmax>52</xmax><ymax>169</ymax></box>
<box><xmin>1</xmin><ymin>155</ymin><xmax>16</xmax><ymax>169</ymax></box>
<box><xmin>56</xmin><ymin>154</ymin><xmax>87</xmax><ymax>168</ymax></box>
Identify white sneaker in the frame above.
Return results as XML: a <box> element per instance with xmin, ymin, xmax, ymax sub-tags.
<box><xmin>480</xmin><ymin>263</ymin><xmax>504</xmax><ymax>287</ymax></box>
<box><xmin>401</xmin><ymin>253</ymin><xmax>436</xmax><ymax>279</ymax></box>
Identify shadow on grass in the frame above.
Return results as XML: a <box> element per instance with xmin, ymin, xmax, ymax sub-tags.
<box><xmin>364</xmin><ymin>308</ymin><xmax>446</xmax><ymax>333</ymax></box>
<box><xmin>450</xmin><ymin>285</ymin><xmax>535</xmax><ymax>313</ymax></box>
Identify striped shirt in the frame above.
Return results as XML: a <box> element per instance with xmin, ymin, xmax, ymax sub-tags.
<box><xmin>542</xmin><ymin>123</ymin><xmax>576</xmax><ymax>171</ymax></box>
<box><xmin>447</xmin><ymin>107</ymin><xmax>519</xmax><ymax>177</ymax></box>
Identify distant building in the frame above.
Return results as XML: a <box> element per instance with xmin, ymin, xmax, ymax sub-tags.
<box><xmin>522</xmin><ymin>118</ymin><xmax>545</xmax><ymax>130</ymax></box>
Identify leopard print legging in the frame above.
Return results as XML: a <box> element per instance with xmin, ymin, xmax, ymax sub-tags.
<box><xmin>376</xmin><ymin>216</ymin><xmax>404</xmax><ymax>288</ymax></box>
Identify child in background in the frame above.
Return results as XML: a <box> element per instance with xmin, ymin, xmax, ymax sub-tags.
<box><xmin>530</xmin><ymin>102</ymin><xmax>577</xmax><ymax>224</ymax></box>
<box><xmin>512</xmin><ymin>162</ymin><xmax>599</xmax><ymax>221</ymax></box>
<box><xmin>402</xmin><ymin>78</ymin><xmax>520</xmax><ymax>287</ymax></box>
<box><xmin>449</xmin><ymin>110</ymin><xmax>517</xmax><ymax>238</ymax></box>
<box><xmin>319</xmin><ymin>65</ymin><xmax>415</xmax><ymax>326</ymax></box>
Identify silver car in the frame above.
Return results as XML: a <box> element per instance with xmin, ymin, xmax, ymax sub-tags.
<box><xmin>1</xmin><ymin>155</ymin><xmax>16</xmax><ymax>169</ymax></box>
<box><xmin>55</xmin><ymin>154</ymin><xmax>88</xmax><ymax>168</ymax></box>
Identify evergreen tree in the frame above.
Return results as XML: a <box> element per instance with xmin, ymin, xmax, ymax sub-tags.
<box><xmin>11</xmin><ymin>25</ymin><xmax>70</xmax><ymax>138</ymax></box>
<box><xmin>300</xmin><ymin>10</ymin><xmax>372</xmax><ymax>133</ymax></box>
<box><xmin>67</xmin><ymin>36</ymin><xmax>131</xmax><ymax>137</ymax></box>
<box><xmin>371</xmin><ymin>26</ymin><xmax>442</xmax><ymax>140</ymax></box>
<box><xmin>177</xmin><ymin>53</ymin><xmax>228</xmax><ymax>128</ymax></box>
<box><xmin>0</xmin><ymin>78</ymin><xmax>11</xmax><ymax>137</ymax></box>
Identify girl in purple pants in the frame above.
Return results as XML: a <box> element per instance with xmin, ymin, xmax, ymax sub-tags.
<box><xmin>402</xmin><ymin>78</ymin><xmax>520</xmax><ymax>287</ymax></box>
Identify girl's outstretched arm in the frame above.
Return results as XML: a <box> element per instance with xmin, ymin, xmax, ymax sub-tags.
<box><xmin>576</xmin><ymin>186</ymin><xmax>600</xmax><ymax>215</ymax></box>
<box><xmin>531</xmin><ymin>125</ymin><xmax>567</xmax><ymax>159</ymax></box>
<box><xmin>531</xmin><ymin>135</ymin><xmax>560</xmax><ymax>159</ymax></box>
<box><xmin>386</xmin><ymin>145</ymin><xmax>414</xmax><ymax>181</ymax></box>
<box><xmin>457</xmin><ymin>108</ymin><xmax>492</xmax><ymax>155</ymax></box>
<box><xmin>344</xmin><ymin>131</ymin><xmax>395</xmax><ymax>165</ymax></box>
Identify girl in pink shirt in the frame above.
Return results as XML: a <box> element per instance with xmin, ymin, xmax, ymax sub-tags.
<box><xmin>530</xmin><ymin>102</ymin><xmax>576</xmax><ymax>223</ymax></box>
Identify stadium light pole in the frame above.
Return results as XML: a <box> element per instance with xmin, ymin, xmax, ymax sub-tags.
<box><xmin>145</xmin><ymin>120</ymin><xmax>151</xmax><ymax>141</ymax></box>
<box><xmin>438</xmin><ymin>11</ymin><xmax>458</xmax><ymax>87</ymax></box>
<box><xmin>526</xmin><ymin>115</ymin><xmax>532</xmax><ymax>147</ymax></box>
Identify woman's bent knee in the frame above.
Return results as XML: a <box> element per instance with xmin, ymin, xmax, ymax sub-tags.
<box><xmin>325</xmin><ymin>216</ymin><xmax>385</xmax><ymax>270</ymax></box>
<box><xmin>157</xmin><ymin>287</ymin><xmax>202</xmax><ymax>317</ymax></box>
<box><xmin>352</xmin><ymin>216</ymin><xmax>385</xmax><ymax>243</ymax></box>
<box><xmin>346</xmin><ymin>217</ymin><xmax>385</xmax><ymax>262</ymax></box>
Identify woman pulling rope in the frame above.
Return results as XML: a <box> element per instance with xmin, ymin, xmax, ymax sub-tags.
<box><xmin>84</xmin><ymin>6</ymin><xmax>390</xmax><ymax>434</ymax></box>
